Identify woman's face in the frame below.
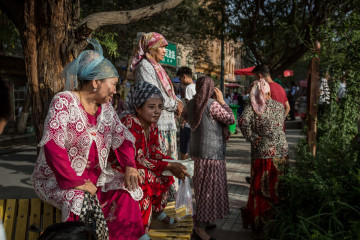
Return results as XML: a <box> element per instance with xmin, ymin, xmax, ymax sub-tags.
<box><xmin>94</xmin><ymin>77</ymin><xmax>118</xmax><ymax>104</ymax></box>
<box><xmin>150</xmin><ymin>45</ymin><xmax>167</xmax><ymax>62</ymax></box>
<box><xmin>136</xmin><ymin>98</ymin><xmax>163</xmax><ymax>124</ymax></box>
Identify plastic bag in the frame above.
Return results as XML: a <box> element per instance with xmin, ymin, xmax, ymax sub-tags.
<box><xmin>175</xmin><ymin>176</ymin><xmax>193</xmax><ymax>220</ymax></box>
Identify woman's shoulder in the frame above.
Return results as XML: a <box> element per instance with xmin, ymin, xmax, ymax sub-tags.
<box><xmin>138</xmin><ymin>58</ymin><xmax>153</xmax><ymax>70</ymax></box>
<box><xmin>121</xmin><ymin>114</ymin><xmax>141</xmax><ymax>127</ymax></box>
<box><xmin>52</xmin><ymin>91</ymin><xmax>76</xmax><ymax>104</ymax></box>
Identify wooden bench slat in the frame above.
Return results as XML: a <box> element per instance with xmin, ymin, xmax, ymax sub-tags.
<box><xmin>56</xmin><ymin>207</ymin><xmax>62</xmax><ymax>223</ymax></box>
<box><xmin>0</xmin><ymin>199</ymin><xmax>5</xmax><ymax>222</ymax></box>
<box><xmin>14</xmin><ymin>199</ymin><xmax>30</xmax><ymax>240</ymax></box>
<box><xmin>3</xmin><ymin>199</ymin><xmax>17</xmax><ymax>240</ymax></box>
<box><xmin>43</xmin><ymin>202</ymin><xmax>55</xmax><ymax>230</ymax></box>
<box><xmin>28</xmin><ymin>198</ymin><xmax>42</xmax><ymax>240</ymax></box>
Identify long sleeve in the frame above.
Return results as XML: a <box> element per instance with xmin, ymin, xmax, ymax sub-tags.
<box><xmin>238</xmin><ymin>104</ymin><xmax>259</xmax><ymax>142</ymax></box>
<box><xmin>112</xmin><ymin>140</ymin><xmax>137</xmax><ymax>171</ymax></box>
<box><xmin>44</xmin><ymin>140</ymin><xmax>85</xmax><ymax>189</ymax></box>
<box><xmin>122</xmin><ymin>115</ymin><xmax>168</xmax><ymax>176</ymax></box>
<box><xmin>209</xmin><ymin>101</ymin><xmax>235</xmax><ymax>125</ymax></box>
<box><xmin>135</xmin><ymin>59</ymin><xmax>177</xmax><ymax>112</ymax></box>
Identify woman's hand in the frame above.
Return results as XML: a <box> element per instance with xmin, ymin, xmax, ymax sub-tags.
<box><xmin>213</xmin><ymin>88</ymin><xmax>226</xmax><ymax>105</ymax></box>
<box><xmin>166</xmin><ymin>162</ymin><xmax>190</xmax><ymax>180</ymax></box>
<box><xmin>75</xmin><ymin>180</ymin><xmax>98</xmax><ymax>196</ymax></box>
<box><xmin>176</xmin><ymin>100</ymin><xmax>184</xmax><ymax>117</ymax></box>
<box><xmin>125</xmin><ymin>166</ymin><xmax>142</xmax><ymax>191</ymax></box>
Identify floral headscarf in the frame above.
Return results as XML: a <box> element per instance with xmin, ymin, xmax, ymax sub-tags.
<box><xmin>250</xmin><ymin>78</ymin><xmax>271</xmax><ymax>115</ymax></box>
<box><xmin>190</xmin><ymin>76</ymin><xmax>214</xmax><ymax>131</ymax></box>
<box><xmin>63</xmin><ymin>38</ymin><xmax>119</xmax><ymax>90</ymax></box>
<box><xmin>119</xmin><ymin>81</ymin><xmax>163</xmax><ymax>119</ymax></box>
<box><xmin>130</xmin><ymin>32</ymin><xmax>175</xmax><ymax>99</ymax></box>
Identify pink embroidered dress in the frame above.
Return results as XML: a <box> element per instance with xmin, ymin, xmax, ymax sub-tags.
<box><xmin>31</xmin><ymin>91</ymin><xmax>144</xmax><ymax>240</ymax></box>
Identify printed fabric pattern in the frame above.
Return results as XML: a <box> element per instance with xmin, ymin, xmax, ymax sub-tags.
<box><xmin>32</xmin><ymin>91</ymin><xmax>139</xmax><ymax>221</ymax></box>
<box><xmin>239</xmin><ymin>99</ymin><xmax>288</xmax><ymax>159</ymax></box>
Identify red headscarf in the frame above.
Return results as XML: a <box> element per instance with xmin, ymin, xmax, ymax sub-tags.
<box><xmin>191</xmin><ymin>76</ymin><xmax>214</xmax><ymax>131</ymax></box>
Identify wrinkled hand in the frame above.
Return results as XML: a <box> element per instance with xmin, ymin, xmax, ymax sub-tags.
<box><xmin>213</xmin><ymin>88</ymin><xmax>225</xmax><ymax>105</ymax></box>
<box><xmin>176</xmin><ymin>100</ymin><xmax>184</xmax><ymax>117</ymax></box>
<box><xmin>125</xmin><ymin>166</ymin><xmax>141</xmax><ymax>191</ymax></box>
<box><xmin>252</xmin><ymin>137</ymin><xmax>262</xmax><ymax>149</ymax></box>
<box><xmin>75</xmin><ymin>180</ymin><xmax>98</xmax><ymax>196</ymax></box>
<box><xmin>166</xmin><ymin>162</ymin><xmax>189</xmax><ymax>180</ymax></box>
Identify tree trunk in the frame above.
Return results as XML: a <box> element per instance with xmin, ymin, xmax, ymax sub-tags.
<box><xmin>22</xmin><ymin>0</ymin><xmax>80</xmax><ymax>141</ymax></box>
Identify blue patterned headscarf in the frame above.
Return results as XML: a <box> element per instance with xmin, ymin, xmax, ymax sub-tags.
<box><xmin>63</xmin><ymin>38</ymin><xmax>119</xmax><ymax>90</ymax></box>
<box><xmin>120</xmin><ymin>81</ymin><xmax>163</xmax><ymax>119</ymax></box>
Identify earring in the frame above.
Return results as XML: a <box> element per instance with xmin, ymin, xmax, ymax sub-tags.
<box><xmin>93</xmin><ymin>88</ymin><xmax>97</xmax><ymax>93</ymax></box>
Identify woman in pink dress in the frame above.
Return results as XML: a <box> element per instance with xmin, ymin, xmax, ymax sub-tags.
<box><xmin>32</xmin><ymin>39</ymin><xmax>146</xmax><ymax>240</ymax></box>
<box><xmin>116</xmin><ymin>81</ymin><xmax>188</xmax><ymax>236</ymax></box>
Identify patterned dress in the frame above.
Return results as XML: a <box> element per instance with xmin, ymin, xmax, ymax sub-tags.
<box><xmin>187</xmin><ymin>101</ymin><xmax>235</xmax><ymax>226</ymax></box>
<box><xmin>116</xmin><ymin>114</ymin><xmax>175</xmax><ymax>232</ymax></box>
<box><xmin>239</xmin><ymin>99</ymin><xmax>289</xmax><ymax>232</ymax></box>
<box><xmin>31</xmin><ymin>91</ymin><xmax>144</xmax><ymax>240</ymax></box>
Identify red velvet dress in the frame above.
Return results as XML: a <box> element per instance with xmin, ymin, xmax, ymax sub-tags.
<box><xmin>115</xmin><ymin>114</ymin><xmax>175</xmax><ymax>233</ymax></box>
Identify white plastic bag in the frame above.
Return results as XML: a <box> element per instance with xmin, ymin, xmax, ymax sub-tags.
<box><xmin>175</xmin><ymin>176</ymin><xmax>193</xmax><ymax>220</ymax></box>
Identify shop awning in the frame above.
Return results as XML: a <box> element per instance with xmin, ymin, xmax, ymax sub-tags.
<box><xmin>234</xmin><ymin>66</ymin><xmax>255</xmax><ymax>76</ymax></box>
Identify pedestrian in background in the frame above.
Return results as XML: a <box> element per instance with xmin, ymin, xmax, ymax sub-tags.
<box><xmin>252</xmin><ymin>65</ymin><xmax>290</xmax><ymax>123</ymax></box>
<box><xmin>318</xmin><ymin>71</ymin><xmax>331</xmax><ymax>117</ymax></box>
<box><xmin>239</xmin><ymin>79</ymin><xmax>289</xmax><ymax>239</ymax></box>
<box><xmin>177</xmin><ymin>66</ymin><xmax>196</xmax><ymax>160</ymax></box>
<box><xmin>185</xmin><ymin>76</ymin><xmax>235</xmax><ymax>240</ymax></box>
<box><xmin>288</xmin><ymin>81</ymin><xmax>297</xmax><ymax>121</ymax></box>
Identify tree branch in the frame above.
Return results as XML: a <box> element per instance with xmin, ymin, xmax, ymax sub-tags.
<box><xmin>75</xmin><ymin>0</ymin><xmax>183</xmax><ymax>40</ymax></box>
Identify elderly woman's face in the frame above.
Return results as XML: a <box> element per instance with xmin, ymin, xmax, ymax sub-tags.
<box><xmin>136</xmin><ymin>98</ymin><xmax>163</xmax><ymax>124</ymax></box>
<box><xmin>150</xmin><ymin>46</ymin><xmax>167</xmax><ymax>62</ymax></box>
<box><xmin>94</xmin><ymin>77</ymin><xmax>118</xmax><ymax>104</ymax></box>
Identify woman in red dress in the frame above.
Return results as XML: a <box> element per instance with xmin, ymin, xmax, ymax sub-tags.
<box><xmin>115</xmin><ymin>81</ymin><xmax>189</xmax><ymax>237</ymax></box>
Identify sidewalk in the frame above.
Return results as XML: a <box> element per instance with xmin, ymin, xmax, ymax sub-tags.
<box><xmin>205</xmin><ymin>128</ymin><xmax>304</xmax><ymax>240</ymax></box>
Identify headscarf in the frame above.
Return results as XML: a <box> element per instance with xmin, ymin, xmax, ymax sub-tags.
<box><xmin>130</xmin><ymin>32</ymin><xmax>175</xmax><ymax>99</ymax></box>
<box><xmin>191</xmin><ymin>75</ymin><xmax>214</xmax><ymax>131</ymax></box>
<box><xmin>120</xmin><ymin>81</ymin><xmax>163</xmax><ymax>119</ymax></box>
<box><xmin>249</xmin><ymin>78</ymin><xmax>271</xmax><ymax>115</ymax></box>
<box><xmin>63</xmin><ymin>38</ymin><xmax>119</xmax><ymax>90</ymax></box>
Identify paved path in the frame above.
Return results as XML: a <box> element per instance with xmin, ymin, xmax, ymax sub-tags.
<box><xmin>0</xmin><ymin>128</ymin><xmax>304</xmax><ymax>240</ymax></box>
<box><xmin>208</xmin><ymin>128</ymin><xmax>304</xmax><ymax>240</ymax></box>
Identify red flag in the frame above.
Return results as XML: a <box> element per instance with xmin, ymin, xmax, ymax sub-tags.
<box><xmin>283</xmin><ymin>70</ymin><xmax>294</xmax><ymax>77</ymax></box>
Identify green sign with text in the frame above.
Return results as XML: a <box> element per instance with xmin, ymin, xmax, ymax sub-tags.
<box><xmin>160</xmin><ymin>42</ymin><xmax>177</xmax><ymax>67</ymax></box>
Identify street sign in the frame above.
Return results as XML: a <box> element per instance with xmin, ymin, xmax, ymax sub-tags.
<box><xmin>160</xmin><ymin>42</ymin><xmax>177</xmax><ymax>67</ymax></box>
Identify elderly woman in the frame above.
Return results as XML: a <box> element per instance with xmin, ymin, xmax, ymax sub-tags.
<box><xmin>239</xmin><ymin>79</ymin><xmax>289</xmax><ymax>239</ymax></box>
<box><xmin>185</xmin><ymin>76</ymin><xmax>235</xmax><ymax>240</ymax></box>
<box><xmin>131</xmin><ymin>32</ymin><xmax>183</xmax><ymax>160</ymax></box>
<box><xmin>31</xmin><ymin>39</ymin><xmax>145</xmax><ymax>240</ymax></box>
<box><xmin>116</xmin><ymin>81</ymin><xmax>188</xmax><ymax>235</ymax></box>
